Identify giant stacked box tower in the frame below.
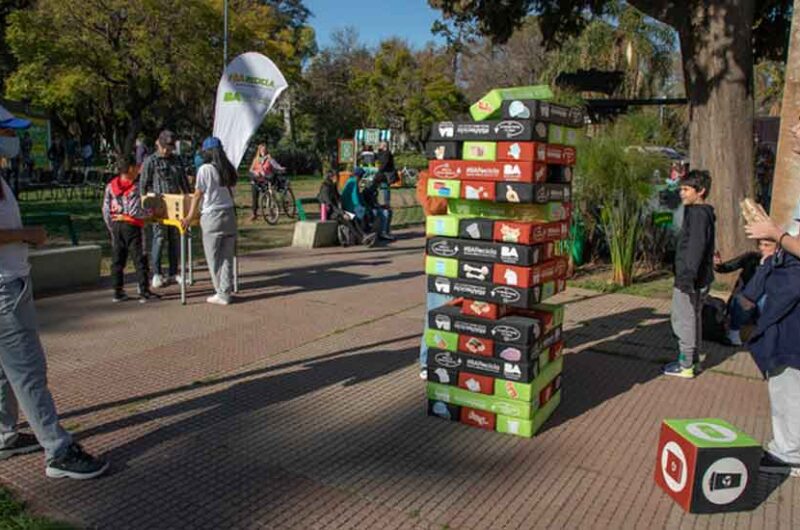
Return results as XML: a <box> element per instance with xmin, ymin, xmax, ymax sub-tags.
<box><xmin>423</xmin><ymin>91</ymin><xmax>584</xmax><ymax>438</ymax></box>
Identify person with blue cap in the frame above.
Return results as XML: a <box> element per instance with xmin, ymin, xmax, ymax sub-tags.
<box><xmin>181</xmin><ymin>137</ymin><xmax>238</xmax><ymax>305</ymax></box>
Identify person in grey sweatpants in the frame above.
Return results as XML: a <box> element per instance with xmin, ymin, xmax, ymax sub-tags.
<box><xmin>0</xmin><ymin>176</ymin><xmax>108</xmax><ymax>479</ymax></box>
<box><xmin>182</xmin><ymin>136</ymin><xmax>238</xmax><ymax>305</ymax></box>
<box><xmin>664</xmin><ymin>170</ymin><xmax>716</xmax><ymax>379</ymax></box>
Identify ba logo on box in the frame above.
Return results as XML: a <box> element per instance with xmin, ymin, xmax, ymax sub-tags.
<box><xmin>504</xmin><ymin>164</ymin><xmax>522</xmax><ymax>178</ymax></box>
<box><xmin>686</xmin><ymin>422</ymin><xmax>738</xmax><ymax>443</ymax></box>
<box><xmin>501</xmin><ymin>246</ymin><xmax>519</xmax><ymax>262</ymax></box>
<box><xmin>661</xmin><ymin>441</ymin><xmax>688</xmax><ymax>492</ymax></box>
<box><xmin>702</xmin><ymin>458</ymin><xmax>748</xmax><ymax>505</ymax></box>
<box><xmin>503</xmin><ymin>363</ymin><xmax>522</xmax><ymax>379</ymax></box>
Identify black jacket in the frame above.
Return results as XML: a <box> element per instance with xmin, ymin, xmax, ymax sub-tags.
<box><xmin>715</xmin><ymin>251</ymin><xmax>760</xmax><ymax>296</ymax></box>
<box><xmin>376</xmin><ymin>150</ymin><xmax>395</xmax><ymax>174</ymax></box>
<box><xmin>139</xmin><ymin>153</ymin><xmax>191</xmax><ymax>195</ymax></box>
<box><xmin>674</xmin><ymin>204</ymin><xmax>716</xmax><ymax>292</ymax></box>
<box><xmin>317</xmin><ymin>179</ymin><xmax>341</xmax><ymax>208</ymax></box>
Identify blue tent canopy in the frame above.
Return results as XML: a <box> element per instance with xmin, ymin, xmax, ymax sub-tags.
<box><xmin>0</xmin><ymin>118</ymin><xmax>31</xmax><ymax>130</ymax></box>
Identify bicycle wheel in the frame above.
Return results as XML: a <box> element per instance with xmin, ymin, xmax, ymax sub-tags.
<box><xmin>261</xmin><ymin>191</ymin><xmax>280</xmax><ymax>225</ymax></box>
<box><xmin>281</xmin><ymin>186</ymin><xmax>297</xmax><ymax>218</ymax></box>
<box><xmin>403</xmin><ymin>168</ymin><xmax>419</xmax><ymax>187</ymax></box>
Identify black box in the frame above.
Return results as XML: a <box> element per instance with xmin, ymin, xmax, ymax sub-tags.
<box><xmin>427</xmin><ymin>237</ymin><xmax>544</xmax><ymax>266</ymax></box>
<box><xmin>428</xmin><ymin>399</ymin><xmax>461</xmax><ymax>422</ymax></box>
<box><xmin>548</xmin><ymin>165</ymin><xmax>573</xmax><ymax>183</ymax></box>
<box><xmin>428</xmin><ymin>275</ymin><xmax>542</xmax><ymax>309</ymax></box>
<box><xmin>429</xmin><ymin>120</ymin><xmax>535</xmax><ymax>142</ymax></box>
<box><xmin>428</xmin><ymin>366</ymin><xmax>459</xmax><ymax>385</ymax></box>
<box><xmin>458</xmin><ymin>218</ymin><xmax>494</xmax><ymax>241</ymax></box>
<box><xmin>426</xmin><ymin>141</ymin><xmax>462</xmax><ymax>160</ymax></box>
<box><xmin>501</xmin><ymin>100</ymin><xmax>585</xmax><ymax>127</ymax></box>
<box><xmin>428</xmin><ymin>350</ymin><xmax>538</xmax><ymax>382</ymax></box>
<box><xmin>495</xmin><ymin>183</ymin><xmax>572</xmax><ymax>204</ymax></box>
<box><xmin>458</xmin><ymin>260</ymin><xmax>493</xmax><ymax>283</ymax></box>
<box><xmin>427</xmin><ymin>304</ymin><xmax>543</xmax><ymax>345</ymax></box>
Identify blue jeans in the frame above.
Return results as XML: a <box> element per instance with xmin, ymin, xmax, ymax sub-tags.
<box><xmin>0</xmin><ymin>277</ymin><xmax>72</xmax><ymax>460</ymax></box>
<box><xmin>419</xmin><ymin>292</ymin><xmax>454</xmax><ymax>368</ymax></box>
<box><xmin>151</xmin><ymin>224</ymin><xmax>179</xmax><ymax>277</ymax></box>
<box><xmin>729</xmin><ymin>294</ymin><xmax>766</xmax><ymax>331</ymax></box>
<box><xmin>373</xmin><ymin>208</ymin><xmax>392</xmax><ymax>236</ymax></box>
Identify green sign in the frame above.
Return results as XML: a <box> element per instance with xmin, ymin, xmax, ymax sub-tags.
<box><xmin>338</xmin><ymin>139</ymin><xmax>355</xmax><ymax>165</ymax></box>
<box><xmin>16</xmin><ymin>115</ymin><xmax>50</xmax><ymax>169</ymax></box>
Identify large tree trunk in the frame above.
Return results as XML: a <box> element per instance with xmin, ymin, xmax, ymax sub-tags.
<box><xmin>678</xmin><ymin>0</ymin><xmax>755</xmax><ymax>260</ymax></box>
<box><xmin>769</xmin><ymin>0</ymin><xmax>800</xmax><ymax>233</ymax></box>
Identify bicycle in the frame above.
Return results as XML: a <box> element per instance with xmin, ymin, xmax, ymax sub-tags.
<box><xmin>254</xmin><ymin>171</ymin><xmax>296</xmax><ymax>225</ymax></box>
<box><xmin>399</xmin><ymin>166</ymin><xmax>419</xmax><ymax>187</ymax></box>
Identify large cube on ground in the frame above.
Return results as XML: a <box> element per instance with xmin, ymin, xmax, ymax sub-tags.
<box><xmin>654</xmin><ymin>419</ymin><xmax>762</xmax><ymax>513</ymax></box>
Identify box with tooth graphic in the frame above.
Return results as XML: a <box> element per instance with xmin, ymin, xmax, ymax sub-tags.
<box><xmin>493</xmin><ymin>220</ymin><xmax>569</xmax><ymax>245</ymax></box>
<box><xmin>461</xmin><ymin>181</ymin><xmax>497</xmax><ymax>201</ymax></box>
<box><xmin>458</xmin><ymin>218</ymin><xmax>495</xmax><ymax>240</ymax></box>
<box><xmin>500</xmin><ymin>99</ymin><xmax>586</xmax><ymax>127</ymax></box>
<box><xmin>458</xmin><ymin>372</ymin><xmax>495</xmax><ymax>395</ymax></box>
<box><xmin>495</xmin><ymin>182</ymin><xmax>571</xmax><ymax>204</ymax></box>
<box><xmin>429</xmin><ymin>366</ymin><xmax>459</xmax><ymax>385</ymax></box>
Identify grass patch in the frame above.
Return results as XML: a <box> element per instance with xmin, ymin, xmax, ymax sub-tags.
<box><xmin>0</xmin><ymin>487</ymin><xmax>73</xmax><ymax>529</ymax></box>
<box><xmin>569</xmin><ymin>264</ymin><xmax>675</xmax><ymax>299</ymax></box>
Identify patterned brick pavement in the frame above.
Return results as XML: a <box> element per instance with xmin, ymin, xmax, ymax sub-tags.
<box><xmin>1</xmin><ymin>229</ymin><xmax>797</xmax><ymax>529</ymax></box>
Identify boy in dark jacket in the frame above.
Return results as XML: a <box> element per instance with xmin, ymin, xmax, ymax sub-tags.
<box><xmin>103</xmin><ymin>154</ymin><xmax>158</xmax><ymax>303</ymax></box>
<box><xmin>664</xmin><ymin>170</ymin><xmax>716</xmax><ymax>378</ymax></box>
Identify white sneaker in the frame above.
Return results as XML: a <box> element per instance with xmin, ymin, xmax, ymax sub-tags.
<box><xmin>173</xmin><ymin>274</ymin><xmax>183</xmax><ymax>286</ymax></box>
<box><xmin>206</xmin><ymin>295</ymin><xmax>230</xmax><ymax>306</ymax></box>
<box><xmin>151</xmin><ymin>274</ymin><xmax>164</xmax><ymax>289</ymax></box>
<box><xmin>419</xmin><ymin>369</ymin><xmax>428</xmax><ymax>380</ymax></box>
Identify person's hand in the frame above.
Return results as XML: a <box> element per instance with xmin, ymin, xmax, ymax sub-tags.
<box><xmin>112</xmin><ymin>214</ymin><xmax>125</xmax><ymax>221</ymax></box>
<box><xmin>24</xmin><ymin>226</ymin><xmax>47</xmax><ymax>246</ymax></box>
<box><xmin>713</xmin><ymin>251</ymin><xmax>722</xmax><ymax>266</ymax></box>
<box><xmin>745</xmin><ymin>218</ymin><xmax>782</xmax><ymax>241</ymax></box>
<box><xmin>180</xmin><ymin>217</ymin><xmax>191</xmax><ymax>231</ymax></box>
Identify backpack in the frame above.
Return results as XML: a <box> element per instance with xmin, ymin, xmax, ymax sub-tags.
<box><xmin>702</xmin><ymin>296</ymin><xmax>729</xmax><ymax>343</ymax></box>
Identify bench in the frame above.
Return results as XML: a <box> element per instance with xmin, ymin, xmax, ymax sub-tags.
<box><xmin>295</xmin><ymin>197</ymin><xmax>319</xmax><ymax>221</ymax></box>
<box><xmin>28</xmin><ymin>245</ymin><xmax>102</xmax><ymax>295</ymax></box>
<box><xmin>292</xmin><ymin>221</ymin><xmax>338</xmax><ymax>248</ymax></box>
<box><xmin>22</xmin><ymin>212</ymin><xmax>79</xmax><ymax>245</ymax></box>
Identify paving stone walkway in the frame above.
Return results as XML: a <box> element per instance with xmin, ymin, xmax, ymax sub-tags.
<box><xmin>1</xmin><ymin>229</ymin><xmax>797</xmax><ymax>529</ymax></box>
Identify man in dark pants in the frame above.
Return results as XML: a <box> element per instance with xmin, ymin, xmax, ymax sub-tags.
<box><xmin>375</xmin><ymin>141</ymin><xmax>396</xmax><ymax>238</ymax></box>
<box><xmin>139</xmin><ymin>130</ymin><xmax>191</xmax><ymax>289</ymax></box>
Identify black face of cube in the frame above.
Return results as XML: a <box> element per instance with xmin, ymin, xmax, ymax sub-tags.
<box><xmin>689</xmin><ymin>446</ymin><xmax>762</xmax><ymax>513</ymax></box>
<box><xmin>459</xmin><ymin>218</ymin><xmax>494</xmax><ymax>241</ymax></box>
<box><xmin>426</xmin><ymin>142</ymin><xmax>461</xmax><ymax>160</ymax></box>
<box><xmin>427</xmin><ymin>400</ymin><xmax>460</xmax><ymax>422</ymax></box>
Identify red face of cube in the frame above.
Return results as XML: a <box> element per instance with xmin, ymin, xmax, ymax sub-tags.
<box><xmin>654</xmin><ymin>422</ymin><xmax>698</xmax><ymax>512</ymax></box>
<box><xmin>458</xmin><ymin>335</ymin><xmax>495</xmax><ymax>358</ymax></box>
<box><xmin>461</xmin><ymin>181</ymin><xmax>496</xmax><ymax>201</ymax></box>
<box><xmin>460</xmin><ymin>406</ymin><xmax>496</xmax><ymax>431</ymax></box>
<box><xmin>458</xmin><ymin>372</ymin><xmax>495</xmax><ymax>395</ymax></box>
<box><xmin>461</xmin><ymin>299</ymin><xmax>502</xmax><ymax>320</ymax></box>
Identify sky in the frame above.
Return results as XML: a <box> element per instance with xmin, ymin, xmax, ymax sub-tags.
<box><xmin>304</xmin><ymin>0</ymin><xmax>445</xmax><ymax>50</ymax></box>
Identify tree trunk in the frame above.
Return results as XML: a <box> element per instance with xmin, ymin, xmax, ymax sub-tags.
<box><xmin>678</xmin><ymin>0</ymin><xmax>755</xmax><ymax>260</ymax></box>
<box><xmin>769</xmin><ymin>0</ymin><xmax>800</xmax><ymax>233</ymax></box>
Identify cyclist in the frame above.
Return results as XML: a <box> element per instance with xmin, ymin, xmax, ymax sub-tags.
<box><xmin>248</xmin><ymin>145</ymin><xmax>285</xmax><ymax>220</ymax></box>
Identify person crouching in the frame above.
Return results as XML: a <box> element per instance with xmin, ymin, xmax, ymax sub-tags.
<box><xmin>181</xmin><ymin>137</ymin><xmax>238</xmax><ymax>305</ymax></box>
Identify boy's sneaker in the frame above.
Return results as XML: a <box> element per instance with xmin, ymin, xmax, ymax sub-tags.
<box><xmin>419</xmin><ymin>369</ymin><xmax>428</xmax><ymax>380</ymax></box>
<box><xmin>112</xmin><ymin>291</ymin><xmax>129</xmax><ymax>303</ymax></box>
<box><xmin>759</xmin><ymin>452</ymin><xmax>800</xmax><ymax>476</ymax></box>
<box><xmin>662</xmin><ymin>361</ymin><xmax>695</xmax><ymax>379</ymax></box>
<box><xmin>173</xmin><ymin>274</ymin><xmax>184</xmax><ymax>286</ymax></box>
<box><xmin>206</xmin><ymin>294</ymin><xmax>230</xmax><ymax>306</ymax></box>
<box><xmin>0</xmin><ymin>433</ymin><xmax>42</xmax><ymax>460</ymax></box>
<box><xmin>380</xmin><ymin>233</ymin><xmax>397</xmax><ymax>241</ymax></box>
<box><xmin>138</xmin><ymin>291</ymin><xmax>161</xmax><ymax>304</ymax></box>
<box><xmin>45</xmin><ymin>443</ymin><xmax>109</xmax><ymax>480</ymax></box>
<box><xmin>151</xmin><ymin>274</ymin><xmax>164</xmax><ymax>289</ymax></box>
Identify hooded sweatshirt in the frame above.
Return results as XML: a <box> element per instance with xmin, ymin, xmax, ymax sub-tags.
<box><xmin>674</xmin><ymin>203</ymin><xmax>716</xmax><ymax>292</ymax></box>
<box><xmin>103</xmin><ymin>176</ymin><xmax>146</xmax><ymax>229</ymax></box>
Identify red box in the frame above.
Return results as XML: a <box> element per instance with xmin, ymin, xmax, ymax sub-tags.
<box><xmin>461</xmin><ymin>299</ymin><xmax>506</xmax><ymax>320</ymax></box>
<box><xmin>493</xmin><ymin>220</ymin><xmax>570</xmax><ymax>245</ymax></box>
<box><xmin>460</xmin><ymin>406</ymin><xmax>496</xmax><ymax>431</ymax></box>
<box><xmin>549</xmin><ymin>341</ymin><xmax>564</xmax><ymax>362</ymax></box>
<box><xmin>458</xmin><ymin>335</ymin><xmax>495</xmax><ymax>357</ymax></box>
<box><xmin>458</xmin><ymin>372</ymin><xmax>495</xmax><ymax>395</ymax></box>
<box><xmin>493</xmin><ymin>258</ymin><xmax>568</xmax><ymax>288</ymax></box>
<box><xmin>497</xmin><ymin>141</ymin><xmax>546</xmax><ymax>163</ymax></box>
<box><xmin>543</xmin><ymin>144</ymin><xmax>577</xmax><ymax>166</ymax></box>
<box><xmin>654</xmin><ymin>423</ymin><xmax>698</xmax><ymax>512</ymax></box>
<box><xmin>539</xmin><ymin>374</ymin><xmax>562</xmax><ymax>406</ymax></box>
<box><xmin>428</xmin><ymin>159</ymin><xmax>542</xmax><ymax>183</ymax></box>
<box><xmin>461</xmin><ymin>181</ymin><xmax>496</xmax><ymax>201</ymax></box>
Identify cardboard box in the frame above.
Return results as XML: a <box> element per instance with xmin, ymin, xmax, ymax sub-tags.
<box><xmin>427</xmin><ymin>382</ymin><xmax>536</xmax><ymax>419</ymax></box>
<box><xmin>493</xmin><ymin>220</ymin><xmax>570</xmax><ymax>245</ymax></box>
<box><xmin>494</xmin><ymin>356</ymin><xmax>563</xmax><ymax>402</ymax></box>
<box><xmin>461</xmin><ymin>299</ymin><xmax>504</xmax><ymax>320</ymax></box>
<box><xmin>447</xmin><ymin>199</ymin><xmax>570</xmax><ymax>223</ymax></box>
<box><xmin>462</xmin><ymin>141</ymin><xmax>497</xmax><ymax>161</ymax></box>
<box><xmin>548</xmin><ymin>125</ymin><xmax>583</xmax><ymax>146</ymax></box>
<box><xmin>427</xmin><ymin>179</ymin><xmax>461</xmax><ymax>199</ymax></box>
<box><xmin>145</xmin><ymin>193</ymin><xmax>193</xmax><ymax>221</ymax></box>
<box><xmin>543</xmin><ymin>144</ymin><xmax>577</xmax><ymax>166</ymax></box>
<box><xmin>429</xmin><ymin>366</ymin><xmax>458</xmax><ymax>385</ymax></box>
<box><xmin>514</xmin><ymin>303</ymin><xmax>565</xmax><ymax>333</ymax></box>
<box><xmin>496</xmin><ymin>390</ymin><xmax>562</xmax><ymax>438</ymax></box>
<box><xmin>493</xmin><ymin>259</ymin><xmax>567</xmax><ymax>288</ymax></box>
<box><xmin>427</xmin><ymin>237</ymin><xmax>545</xmax><ymax>266</ymax></box>
<box><xmin>461</xmin><ymin>181</ymin><xmax>496</xmax><ymax>201</ymax></box>
<box><xmin>426</xmin><ymin>215</ymin><xmax>461</xmax><ymax>237</ymax></box>
<box><xmin>496</xmin><ymin>141</ymin><xmax>547</xmax><ymax>163</ymax></box>
<box><xmin>469</xmin><ymin>85</ymin><xmax>554</xmax><ymax>121</ymax></box>
<box><xmin>426</xmin><ymin>141</ymin><xmax>462</xmax><ymax>160</ymax></box>
<box><xmin>458</xmin><ymin>334</ymin><xmax>495</xmax><ymax>357</ymax></box>
<box><xmin>501</xmin><ymin>100</ymin><xmax>585</xmax><ymax>127</ymax></box>
<box><xmin>428</xmin><ymin>160</ymin><xmax>543</xmax><ymax>183</ymax></box>
<box><xmin>495</xmin><ymin>183</ymin><xmax>571</xmax><ymax>204</ymax></box>
<box><xmin>427</xmin><ymin>304</ymin><xmax>542</xmax><ymax>345</ymax></box>
<box><xmin>460</xmin><ymin>406</ymin><xmax>496</xmax><ymax>430</ymax></box>
<box><xmin>458</xmin><ymin>372</ymin><xmax>495</xmax><ymax>395</ymax></box>
<box><xmin>458</xmin><ymin>218</ymin><xmax>494</xmax><ymax>241</ymax></box>
<box><xmin>424</xmin><ymin>328</ymin><xmax>459</xmax><ymax>352</ymax></box>
<box><xmin>458</xmin><ymin>260</ymin><xmax>494</xmax><ymax>283</ymax></box>
<box><xmin>429</xmin><ymin>120</ymin><xmax>536</xmax><ymax>142</ymax></box>
<box><xmin>428</xmin><ymin>400</ymin><xmax>461</xmax><ymax>422</ymax></box>
<box><xmin>427</xmin><ymin>275</ymin><xmax>544</xmax><ymax>308</ymax></box>
<box><xmin>428</xmin><ymin>351</ymin><xmax>538</xmax><ymax>383</ymax></box>
<box><xmin>425</xmin><ymin>256</ymin><xmax>458</xmax><ymax>278</ymax></box>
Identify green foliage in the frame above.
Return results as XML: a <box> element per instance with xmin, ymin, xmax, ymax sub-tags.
<box><xmin>575</xmin><ymin>116</ymin><xmax>667</xmax><ymax>285</ymax></box>
<box><xmin>0</xmin><ymin>487</ymin><xmax>73</xmax><ymax>529</ymax></box>
<box><xmin>394</xmin><ymin>152</ymin><xmax>428</xmax><ymax>170</ymax></box>
<box><xmin>755</xmin><ymin>60</ymin><xmax>785</xmax><ymax>116</ymax></box>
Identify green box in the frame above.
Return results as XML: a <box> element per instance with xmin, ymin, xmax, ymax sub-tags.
<box><xmin>447</xmin><ymin>199</ymin><xmax>569</xmax><ymax>223</ymax></box>
<box><xmin>664</xmin><ymin>419</ymin><xmax>760</xmax><ymax>449</ymax></box>
<box><xmin>495</xmin><ymin>356</ymin><xmax>563</xmax><ymax>402</ymax></box>
<box><xmin>424</xmin><ymin>328</ymin><xmax>459</xmax><ymax>352</ymax></box>
<box><xmin>470</xmin><ymin>85</ymin><xmax>554</xmax><ymax>121</ymax></box>
<box><xmin>549</xmin><ymin>125</ymin><xmax>583</xmax><ymax>146</ymax></box>
<box><xmin>462</xmin><ymin>141</ymin><xmax>497</xmax><ymax>161</ymax></box>
<box><xmin>427</xmin><ymin>179</ymin><xmax>461</xmax><ymax>199</ymax></box>
<box><xmin>529</xmin><ymin>303</ymin><xmax>565</xmax><ymax>329</ymax></box>
<box><xmin>427</xmin><ymin>382</ymin><xmax>535</xmax><ymax>420</ymax></box>
<box><xmin>425</xmin><ymin>256</ymin><xmax>459</xmax><ymax>278</ymax></box>
<box><xmin>497</xmin><ymin>390</ymin><xmax>561</xmax><ymax>438</ymax></box>
<box><xmin>426</xmin><ymin>215</ymin><xmax>461</xmax><ymax>237</ymax></box>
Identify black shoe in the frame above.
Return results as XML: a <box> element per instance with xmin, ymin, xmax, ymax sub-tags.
<box><xmin>760</xmin><ymin>452</ymin><xmax>800</xmax><ymax>475</ymax></box>
<box><xmin>0</xmin><ymin>433</ymin><xmax>42</xmax><ymax>460</ymax></box>
<box><xmin>138</xmin><ymin>291</ymin><xmax>161</xmax><ymax>304</ymax></box>
<box><xmin>380</xmin><ymin>233</ymin><xmax>397</xmax><ymax>241</ymax></box>
<box><xmin>45</xmin><ymin>443</ymin><xmax>109</xmax><ymax>480</ymax></box>
<box><xmin>363</xmin><ymin>233</ymin><xmax>378</xmax><ymax>247</ymax></box>
<box><xmin>112</xmin><ymin>291</ymin><xmax>129</xmax><ymax>303</ymax></box>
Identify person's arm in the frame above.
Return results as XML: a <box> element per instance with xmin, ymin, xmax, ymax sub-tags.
<box><xmin>714</xmin><ymin>252</ymin><xmax>755</xmax><ymax>274</ymax></box>
<box><xmin>0</xmin><ymin>226</ymin><xmax>46</xmax><ymax>246</ymax></box>
<box><xmin>746</xmin><ymin>218</ymin><xmax>800</xmax><ymax>258</ymax></box>
<box><xmin>270</xmin><ymin>158</ymin><xmax>285</xmax><ymax>172</ymax></box>
<box><xmin>139</xmin><ymin>157</ymin><xmax>153</xmax><ymax>195</ymax></box>
<box><xmin>102</xmin><ymin>184</ymin><xmax>113</xmax><ymax>230</ymax></box>
<box><xmin>179</xmin><ymin>161</ymin><xmax>192</xmax><ymax>193</ymax></box>
<box><xmin>181</xmin><ymin>188</ymin><xmax>203</xmax><ymax>231</ymax></box>
<box><xmin>675</xmin><ymin>210</ymin><xmax>707</xmax><ymax>291</ymax></box>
